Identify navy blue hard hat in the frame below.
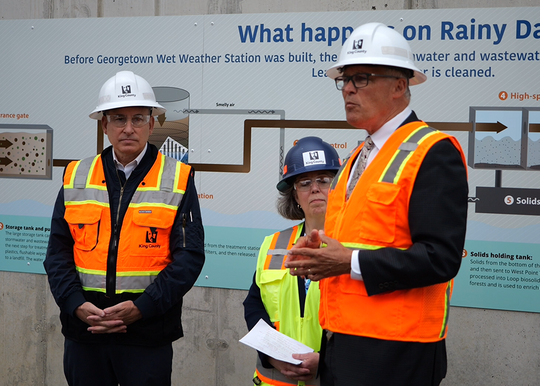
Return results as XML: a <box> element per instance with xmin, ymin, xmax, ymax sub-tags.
<box><xmin>277</xmin><ymin>136</ymin><xmax>341</xmax><ymax>192</ymax></box>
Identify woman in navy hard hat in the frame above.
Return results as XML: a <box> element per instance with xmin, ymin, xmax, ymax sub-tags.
<box><xmin>243</xmin><ymin>137</ymin><xmax>341</xmax><ymax>386</ymax></box>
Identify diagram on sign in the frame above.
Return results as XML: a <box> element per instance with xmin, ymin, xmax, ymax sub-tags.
<box><xmin>466</xmin><ymin>107</ymin><xmax>540</xmax><ymax>216</ymax></box>
<box><xmin>468</xmin><ymin>107</ymin><xmax>540</xmax><ymax>170</ymax></box>
<box><xmin>151</xmin><ymin>87</ymin><xmax>190</xmax><ymax>162</ymax></box>
<box><xmin>49</xmin><ymin>85</ymin><xmax>540</xmax><ymax>218</ymax></box>
<box><xmin>0</xmin><ymin>124</ymin><xmax>53</xmax><ymax>180</ymax></box>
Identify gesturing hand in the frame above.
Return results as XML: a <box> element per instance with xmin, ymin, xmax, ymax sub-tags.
<box><xmin>285</xmin><ymin>229</ymin><xmax>352</xmax><ymax>281</ymax></box>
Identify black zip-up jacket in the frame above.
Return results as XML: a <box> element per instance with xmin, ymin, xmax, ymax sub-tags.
<box><xmin>44</xmin><ymin>144</ymin><xmax>205</xmax><ymax>346</ymax></box>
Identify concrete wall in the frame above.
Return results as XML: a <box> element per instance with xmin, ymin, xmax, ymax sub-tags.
<box><xmin>1</xmin><ymin>1</ymin><xmax>539</xmax><ymax>385</ymax></box>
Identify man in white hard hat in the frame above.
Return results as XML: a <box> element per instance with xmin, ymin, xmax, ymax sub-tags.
<box><xmin>45</xmin><ymin>71</ymin><xmax>205</xmax><ymax>386</ymax></box>
<box><xmin>285</xmin><ymin>23</ymin><xmax>468</xmax><ymax>385</ymax></box>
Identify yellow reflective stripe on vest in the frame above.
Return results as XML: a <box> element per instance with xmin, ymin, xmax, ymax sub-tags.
<box><xmin>130</xmin><ymin>156</ymin><xmax>184</xmax><ymax>209</ymax></box>
<box><xmin>265</xmin><ymin>225</ymin><xmax>300</xmax><ymax>270</ymax></box>
<box><xmin>74</xmin><ymin>157</ymin><xmax>95</xmax><ymax>188</ymax></box>
<box><xmin>64</xmin><ymin>160</ymin><xmax>81</xmax><ymax>190</ymax></box>
<box><xmin>439</xmin><ymin>281</ymin><xmax>453</xmax><ymax>338</ymax></box>
<box><xmin>341</xmin><ymin>242</ymin><xmax>381</xmax><ymax>251</ymax></box>
<box><xmin>174</xmin><ymin>162</ymin><xmax>188</xmax><ymax>194</ymax></box>
<box><xmin>341</xmin><ymin>242</ymin><xmax>406</xmax><ymax>251</ymax></box>
<box><xmin>139</xmin><ymin>153</ymin><xmax>166</xmax><ymax>192</ymax></box>
<box><xmin>65</xmin><ymin>155</ymin><xmax>109</xmax><ymax>206</ymax></box>
<box><xmin>72</xmin><ymin>155</ymin><xmax>106</xmax><ymax>190</ymax></box>
<box><xmin>65</xmin><ymin>193</ymin><xmax>110</xmax><ymax>207</ymax></box>
<box><xmin>77</xmin><ymin>267</ymin><xmax>161</xmax><ymax>293</ymax></box>
<box><xmin>380</xmin><ymin>126</ymin><xmax>438</xmax><ymax>184</ymax></box>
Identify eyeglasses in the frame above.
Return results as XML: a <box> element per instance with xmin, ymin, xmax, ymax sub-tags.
<box><xmin>294</xmin><ymin>176</ymin><xmax>333</xmax><ymax>192</ymax></box>
<box><xmin>334</xmin><ymin>73</ymin><xmax>403</xmax><ymax>90</ymax></box>
<box><xmin>106</xmin><ymin>114</ymin><xmax>151</xmax><ymax>128</ymax></box>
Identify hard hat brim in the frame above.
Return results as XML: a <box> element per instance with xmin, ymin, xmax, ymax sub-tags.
<box><xmin>326</xmin><ymin>60</ymin><xmax>427</xmax><ymax>85</ymax></box>
<box><xmin>276</xmin><ymin>163</ymin><xmax>340</xmax><ymax>192</ymax></box>
<box><xmin>89</xmin><ymin>101</ymin><xmax>166</xmax><ymax>120</ymax></box>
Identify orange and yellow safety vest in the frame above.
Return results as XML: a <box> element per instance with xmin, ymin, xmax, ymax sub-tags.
<box><xmin>321</xmin><ymin>121</ymin><xmax>466</xmax><ymax>343</ymax></box>
<box><xmin>63</xmin><ymin>153</ymin><xmax>191</xmax><ymax>293</ymax></box>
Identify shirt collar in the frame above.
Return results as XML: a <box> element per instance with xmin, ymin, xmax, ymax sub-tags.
<box><xmin>370</xmin><ymin>107</ymin><xmax>412</xmax><ymax>151</ymax></box>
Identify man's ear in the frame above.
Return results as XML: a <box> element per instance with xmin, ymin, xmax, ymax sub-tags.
<box><xmin>148</xmin><ymin>115</ymin><xmax>155</xmax><ymax>136</ymax></box>
<box><xmin>393</xmin><ymin>77</ymin><xmax>408</xmax><ymax>98</ymax></box>
<box><xmin>101</xmin><ymin>116</ymin><xmax>108</xmax><ymax>135</ymax></box>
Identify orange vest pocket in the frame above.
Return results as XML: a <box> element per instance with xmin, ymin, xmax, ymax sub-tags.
<box><xmin>360</xmin><ymin>183</ymin><xmax>400</xmax><ymax>244</ymax></box>
<box><xmin>124</xmin><ymin>208</ymin><xmax>176</xmax><ymax>263</ymax></box>
<box><xmin>65</xmin><ymin>205</ymin><xmax>103</xmax><ymax>251</ymax></box>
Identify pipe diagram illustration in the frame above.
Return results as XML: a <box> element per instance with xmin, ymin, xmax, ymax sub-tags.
<box><xmin>10</xmin><ymin>85</ymin><xmax>538</xmax><ymax>220</ymax></box>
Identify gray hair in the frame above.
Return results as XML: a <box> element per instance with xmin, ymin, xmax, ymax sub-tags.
<box><xmin>384</xmin><ymin>66</ymin><xmax>412</xmax><ymax>100</ymax></box>
<box><xmin>276</xmin><ymin>185</ymin><xmax>304</xmax><ymax>221</ymax></box>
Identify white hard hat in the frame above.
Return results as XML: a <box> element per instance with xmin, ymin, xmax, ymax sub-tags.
<box><xmin>89</xmin><ymin>71</ymin><xmax>166</xmax><ymax>119</ymax></box>
<box><xmin>326</xmin><ymin>22</ymin><xmax>427</xmax><ymax>85</ymax></box>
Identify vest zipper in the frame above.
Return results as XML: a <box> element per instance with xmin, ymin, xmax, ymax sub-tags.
<box><xmin>182</xmin><ymin>213</ymin><xmax>187</xmax><ymax>248</ymax></box>
<box><xmin>107</xmin><ymin>172</ymin><xmax>125</xmax><ymax>296</ymax></box>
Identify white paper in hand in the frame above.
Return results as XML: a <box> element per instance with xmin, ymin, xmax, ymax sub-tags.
<box><xmin>239</xmin><ymin>319</ymin><xmax>314</xmax><ymax>365</ymax></box>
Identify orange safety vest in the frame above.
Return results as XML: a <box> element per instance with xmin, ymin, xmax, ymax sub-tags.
<box><xmin>321</xmin><ymin>121</ymin><xmax>467</xmax><ymax>343</ymax></box>
<box><xmin>63</xmin><ymin>153</ymin><xmax>190</xmax><ymax>293</ymax></box>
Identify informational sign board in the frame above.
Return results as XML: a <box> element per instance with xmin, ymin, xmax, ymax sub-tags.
<box><xmin>1</xmin><ymin>7</ymin><xmax>539</xmax><ymax>313</ymax></box>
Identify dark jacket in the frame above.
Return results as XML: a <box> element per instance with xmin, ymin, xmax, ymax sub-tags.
<box><xmin>44</xmin><ymin>144</ymin><xmax>205</xmax><ymax>346</ymax></box>
<box><xmin>320</xmin><ymin>112</ymin><xmax>468</xmax><ymax>385</ymax></box>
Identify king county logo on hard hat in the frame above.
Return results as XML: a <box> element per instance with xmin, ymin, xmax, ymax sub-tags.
<box><xmin>352</xmin><ymin>39</ymin><xmax>363</xmax><ymax>50</ymax></box>
<box><xmin>303</xmin><ymin>150</ymin><xmax>326</xmax><ymax>166</ymax></box>
<box><xmin>347</xmin><ymin>39</ymin><xmax>367</xmax><ymax>55</ymax></box>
